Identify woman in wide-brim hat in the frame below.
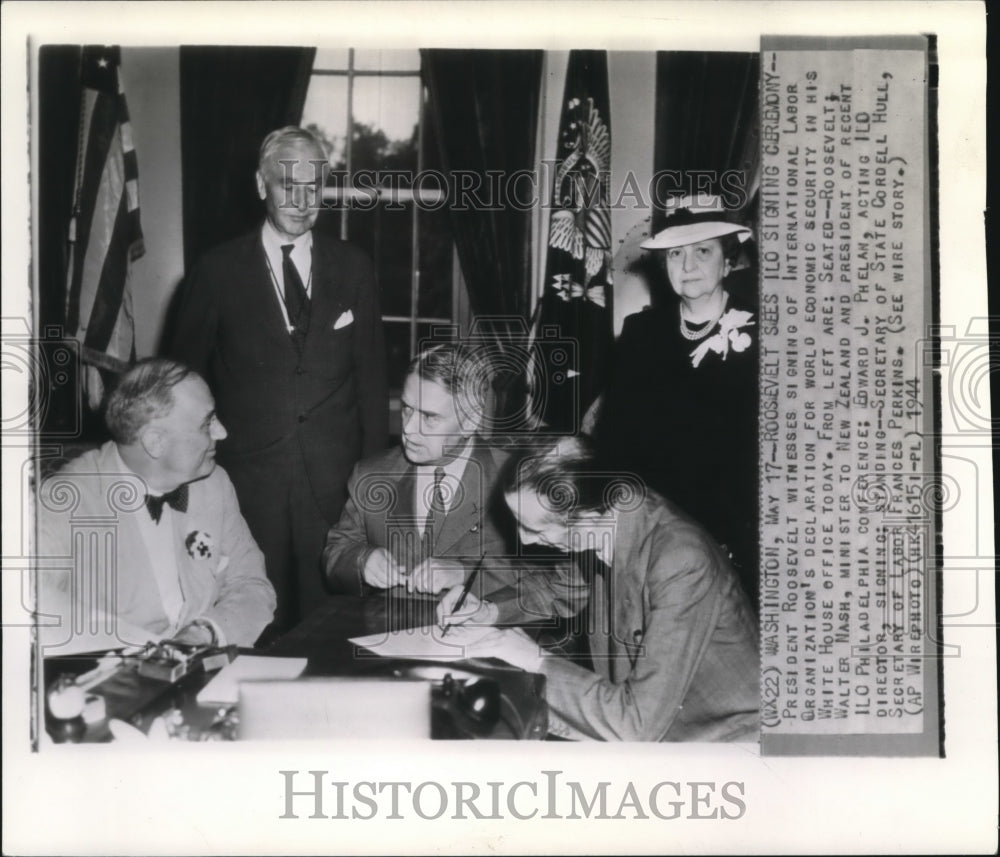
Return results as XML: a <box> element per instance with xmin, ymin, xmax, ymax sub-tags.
<box><xmin>594</xmin><ymin>193</ymin><xmax>760</xmax><ymax>610</ymax></box>
<box><xmin>640</xmin><ymin>193</ymin><xmax>753</xmax><ymax>347</ymax></box>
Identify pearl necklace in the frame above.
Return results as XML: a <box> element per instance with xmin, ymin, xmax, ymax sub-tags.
<box><xmin>679</xmin><ymin>293</ymin><xmax>729</xmax><ymax>341</ymax></box>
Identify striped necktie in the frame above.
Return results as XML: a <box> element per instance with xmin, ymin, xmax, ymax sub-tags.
<box><xmin>422</xmin><ymin>466</ymin><xmax>446</xmax><ymax>555</ymax></box>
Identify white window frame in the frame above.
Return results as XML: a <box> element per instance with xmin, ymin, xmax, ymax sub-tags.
<box><xmin>309</xmin><ymin>50</ymin><xmax>460</xmax><ymax>367</ymax></box>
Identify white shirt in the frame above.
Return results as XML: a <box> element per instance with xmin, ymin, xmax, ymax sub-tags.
<box><xmin>261</xmin><ymin>220</ymin><xmax>313</xmax><ymax>333</ymax></box>
<box><xmin>112</xmin><ymin>446</ymin><xmax>184</xmax><ymax>631</ymax></box>
<box><xmin>413</xmin><ymin>441</ymin><xmax>475</xmax><ymax>535</ymax></box>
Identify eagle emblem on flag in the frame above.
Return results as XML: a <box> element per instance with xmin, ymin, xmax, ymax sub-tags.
<box><xmin>530</xmin><ymin>51</ymin><xmax>615</xmax><ymax>433</ymax></box>
<box><xmin>548</xmin><ymin>95</ymin><xmax>612</xmax><ymax>283</ymax></box>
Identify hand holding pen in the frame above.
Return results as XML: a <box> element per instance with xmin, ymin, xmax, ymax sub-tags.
<box><xmin>437</xmin><ymin>554</ymin><xmax>486</xmax><ymax>635</ymax></box>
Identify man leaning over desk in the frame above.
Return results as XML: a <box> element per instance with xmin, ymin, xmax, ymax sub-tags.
<box><xmin>36</xmin><ymin>359</ymin><xmax>276</xmax><ymax>654</ymax></box>
<box><xmin>323</xmin><ymin>343</ymin><xmax>584</xmax><ymax>612</ymax></box>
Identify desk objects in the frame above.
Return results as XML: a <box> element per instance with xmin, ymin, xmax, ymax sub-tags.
<box><xmin>45</xmin><ymin>643</ymin><xmax>239</xmax><ymax>743</ymax></box>
<box><xmin>135</xmin><ymin>640</ymin><xmax>215</xmax><ymax>682</ymax></box>
<box><xmin>42</xmin><ymin>594</ymin><xmax>549</xmax><ymax>742</ymax></box>
<box><xmin>45</xmin><ymin>676</ymin><xmax>87</xmax><ymax>743</ymax></box>
<box><xmin>45</xmin><ymin>650</ymin><xmax>135</xmax><ymax>741</ymax></box>
<box><xmin>439</xmin><ymin>673</ymin><xmax>501</xmax><ymax>735</ymax></box>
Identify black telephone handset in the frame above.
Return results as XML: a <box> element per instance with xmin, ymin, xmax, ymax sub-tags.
<box><xmin>441</xmin><ymin>673</ymin><xmax>501</xmax><ymax>735</ymax></box>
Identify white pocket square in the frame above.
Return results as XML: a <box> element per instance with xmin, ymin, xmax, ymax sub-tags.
<box><xmin>333</xmin><ymin>310</ymin><xmax>354</xmax><ymax>330</ymax></box>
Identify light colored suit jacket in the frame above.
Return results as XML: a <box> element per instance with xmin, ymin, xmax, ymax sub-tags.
<box><xmin>495</xmin><ymin>495</ymin><xmax>760</xmax><ymax>741</ymax></box>
<box><xmin>36</xmin><ymin>442</ymin><xmax>276</xmax><ymax>651</ymax></box>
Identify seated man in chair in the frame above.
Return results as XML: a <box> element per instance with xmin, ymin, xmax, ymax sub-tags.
<box><xmin>323</xmin><ymin>343</ymin><xmax>584</xmax><ymax>617</ymax></box>
<box><xmin>36</xmin><ymin>358</ymin><xmax>276</xmax><ymax>653</ymax></box>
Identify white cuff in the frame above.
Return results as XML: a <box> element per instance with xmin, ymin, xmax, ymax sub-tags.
<box><xmin>194</xmin><ymin>616</ymin><xmax>226</xmax><ymax>648</ymax></box>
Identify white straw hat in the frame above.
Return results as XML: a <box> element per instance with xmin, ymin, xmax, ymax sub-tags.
<box><xmin>640</xmin><ymin>193</ymin><xmax>751</xmax><ymax>249</ymax></box>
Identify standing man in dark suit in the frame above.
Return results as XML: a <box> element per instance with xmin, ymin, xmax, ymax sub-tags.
<box><xmin>168</xmin><ymin>126</ymin><xmax>388</xmax><ymax>636</ymax></box>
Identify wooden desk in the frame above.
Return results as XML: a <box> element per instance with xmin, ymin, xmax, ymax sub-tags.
<box><xmin>44</xmin><ymin>594</ymin><xmax>548</xmax><ymax>742</ymax></box>
<box><xmin>267</xmin><ymin>591</ymin><xmax>442</xmax><ymax>665</ymax></box>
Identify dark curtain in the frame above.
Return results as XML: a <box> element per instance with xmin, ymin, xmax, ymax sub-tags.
<box><xmin>653</xmin><ymin>51</ymin><xmax>760</xmax><ymax>306</ymax></box>
<box><xmin>38</xmin><ymin>47</ymin><xmax>82</xmax><ymax>340</ymax></box>
<box><xmin>653</xmin><ymin>51</ymin><xmax>760</xmax><ymax>229</ymax></box>
<box><xmin>179</xmin><ymin>46</ymin><xmax>315</xmax><ymax>270</ymax></box>
<box><xmin>421</xmin><ymin>49</ymin><xmax>543</xmax><ymax>325</ymax></box>
<box><xmin>37</xmin><ymin>46</ymin><xmax>101</xmax><ymax>438</ymax></box>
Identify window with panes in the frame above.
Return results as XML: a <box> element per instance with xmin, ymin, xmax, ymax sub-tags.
<box><xmin>301</xmin><ymin>49</ymin><xmax>460</xmax><ymax>399</ymax></box>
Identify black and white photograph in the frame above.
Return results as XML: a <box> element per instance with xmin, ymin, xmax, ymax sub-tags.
<box><xmin>1</xmin><ymin>2</ymin><xmax>993</xmax><ymax>854</ymax></box>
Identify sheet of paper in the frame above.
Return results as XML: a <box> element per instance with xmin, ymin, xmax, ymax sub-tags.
<box><xmin>349</xmin><ymin>623</ymin><xmax>492</xmax><ymax>661</ymax></box>
<box><xmin>196</xmin><ymin>655</ymin><xmax>307</xmax><ymax>706</ymax></box>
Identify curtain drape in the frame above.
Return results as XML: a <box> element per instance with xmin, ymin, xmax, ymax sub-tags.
<box><xmin>179</xmin><ymin>46</ymin><xmax>316</xmax><ymax>270</ymax></box>
<box><xmin>38</xmin><ymin>47</ymin><xmax>83</xmax><ymax>341</ymax></box>
<box><xmin>421</xmin><ymin>49</ymin><xmax>543</xmax><ymax>327</ymax></box>
<box><xmin>421</xmin><ymin>49</ymin><xmax>543</xmax><ymax>430</ymax></box>
<box><xmin>652</xmin><ymin>51</ymin><xmax>760</xmax><ymax>307</ymax></box>
<box><xmin>653</xmin><ymin>51</ymin><xmax>760</xmax><ymax>230</ymax></box>
<box><xmin>37</xmin><ymin>46</ymin><xmax>87</xmax><ymax>436</ymax></box>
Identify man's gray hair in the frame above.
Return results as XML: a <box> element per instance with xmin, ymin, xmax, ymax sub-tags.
<box><xmin>406</xmin><ymin>342</ymin><xmax>493</xmax><ymax>426</ymax></box>
<box><xmin>104</xmin><ymin>358</ymin><xmax>196</xmax><ymax>445</ymax></box>
<box><xmin>258</xmin><ymin>126</ymin><xmax>327</xmax><ymax>177</ymax></box>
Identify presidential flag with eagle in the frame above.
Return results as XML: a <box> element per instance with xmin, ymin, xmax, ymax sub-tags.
<box><xmin>531</xmin><ymin>50</ymin><xmax>614</xmax><ymax>434</ymax></box>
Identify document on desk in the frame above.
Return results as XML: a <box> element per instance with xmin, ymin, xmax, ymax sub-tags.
<box><xmin>196</xmin><ymin>655</ymin><xmax>307</xmax><ymax>706</ymax></box>
<box><xmin>349</xmin><ymin>624</ymin><xmax>492</xmax><ymax>661</ymax></box>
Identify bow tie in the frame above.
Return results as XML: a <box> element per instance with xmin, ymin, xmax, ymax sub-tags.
<box><xmin>145</xmin><ymin>484</ymin><xmax>189</xmax><ymax>524</ymax></box>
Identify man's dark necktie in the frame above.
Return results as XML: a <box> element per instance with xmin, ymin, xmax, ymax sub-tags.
<box><xmin>421</xmin><ymin>467</ymin><xmax>446</xmax><ymax>556</ymax></box>
<box><xmin>281</xmin><ymin>244</ymin><xmax>310</xmax><ymax>339</ymax></box>
<box><xmin>145</xmin><ymin>483</ymin><xmax>189</xmax><ymax>524</ymax></box>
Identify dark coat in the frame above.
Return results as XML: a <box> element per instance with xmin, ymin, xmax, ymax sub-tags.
<box><xmin>168</xmin><ymin>228</ymin><xmax>389</xmax><ymax>523</ymax></box>
<box><xmin>594</xmin><ymin>289</ymin><xmax>759</xmax><ymax>606</ymax></box>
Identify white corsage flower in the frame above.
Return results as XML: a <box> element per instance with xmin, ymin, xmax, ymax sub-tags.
<box><xmin>689</xmin><ymin>309</ymin><xmax>756</xmax><ymax>368</ymax></box>
<box><xmin>184</xmin><ymin>530</ymin><xmax>215</xmax><ymax>561</ymax></box>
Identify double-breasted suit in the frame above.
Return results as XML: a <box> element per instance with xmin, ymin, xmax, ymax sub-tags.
<box><xmin>168</xmin><ymin>227</ymin><xmax>388</xmax><ymax>631</ymax></box>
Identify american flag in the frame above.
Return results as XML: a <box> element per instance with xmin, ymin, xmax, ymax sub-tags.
<box><xmin>65</xmin><ymin>46</ymin><xmax>144</xmax><ymax>407</ymax></box>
